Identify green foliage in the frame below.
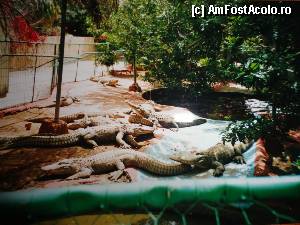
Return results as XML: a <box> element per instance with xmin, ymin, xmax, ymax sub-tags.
<box><xmin>293</xmin><ymin>158</ymin><xmax>300</xmax><ymax>170</ymax></box>
<box><xmin>103</xmin><ymin>0</ymin><xmax>299</xmax><ymax>143</ymax></box>
<box><xmin>83</xmin><ymin>0</ymin><xmax>119</xmax><ymax>37</ymax></box>
<box><xmin>95</xmin><ymin>42</ymin><xmax>117</xmax><ymax>67</ymax></box>
<box><xmin>220</xmin><ymin>13</ymin><xmax>299</xmax><ymax>143</ymax></box>
<box><xmin>108</xmin><ymin>0</ymin><xmax>152</xmax><ymax>62</ymax></box>
<box><xmin>107</xmin><ymin>0</ymin><xmax>233</xmax><ymax>92</ymax></box>
<box><xmin>222</xmin><ymin>118</ymin><xmax>275</xmax><ymax>144</ymax></box>
<box><xmin>66</xmin><ymin>4</ymin><xmax>89</xmax><ymax>36</ymax></box>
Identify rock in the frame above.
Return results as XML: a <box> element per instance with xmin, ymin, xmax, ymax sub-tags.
<box><xmin>38</xmin><ymin>118</ymin><xmax>68</xmax><ymax>135</ymax></box>
<box><xmin>254</xmin><ymin>138</ymin><xmax>273</xmax><ymax>176</ymax></box>
<box><xmin>129</xmin><ymin>82</ymin><xmax>142</xmax><ymax>92</ymax></box>
<box><xmin>25</xmin><ymin>123</ymin><xmax>32</xmax><ymax>130</ymax></box>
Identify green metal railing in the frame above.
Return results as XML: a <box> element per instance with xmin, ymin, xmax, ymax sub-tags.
<box><xmin>0</xmin><ymin>176</ymin><xmax>299</xmax><ymax>224</ymax></box>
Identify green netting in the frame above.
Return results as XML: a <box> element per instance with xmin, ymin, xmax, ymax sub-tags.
<box><xmin>0</xmin><ymin>176</ymin><xmax>299</xmax><ymax>224</ymax></box>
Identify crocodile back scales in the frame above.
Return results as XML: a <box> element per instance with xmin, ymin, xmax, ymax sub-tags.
<box><xmin>45</xmin><ymin>150</ymin><xmax>192</xmax><ymax>176</ymax></box>
<box><xmin>80</xmin><ymin>150</ymin><xmax>192</xmax><ymax>175</ymax></box>
<box><xmin>201</xmin><ymin>142</ymin><xmax>253</xmax><ymax>164</ymax></box>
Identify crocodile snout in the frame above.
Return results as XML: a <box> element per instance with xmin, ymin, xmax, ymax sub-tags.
<box><xmin>170</xmin><ymin>152</ymin><xmax>211</xmax><ymax>168</ymax></box>
<box><xmin>133</xmin><ymin>127</ymin><xmax>154</xmax><ymax>136</ymax></box>
<box><xmin>41</xmin><ymin>160</ymin><xmax>78</xmax><ymax>176</ymax></box>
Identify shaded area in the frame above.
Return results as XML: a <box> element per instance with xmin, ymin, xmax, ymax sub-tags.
<box><xmin>142</xmin><ymin>88</ymin><xmax>260</xmax><ymax>121</ymax></box>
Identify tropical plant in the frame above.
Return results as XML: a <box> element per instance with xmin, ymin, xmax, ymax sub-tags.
<box><xmin>220</xmin><ymin>14</ymin><xmax>300</xmax><ymax>143</ymax></box>
<box><xmin>95</xmin><ymin>41</ymin><xmax>117</xmax><ymax>70</ymax></box>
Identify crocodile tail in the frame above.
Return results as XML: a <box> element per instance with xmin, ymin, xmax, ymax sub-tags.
<box><xmin>176</xmin><ymin>118</ymin><xmax>207</xmax><ymax>128</ymax></box>
<box><xmin>26</xmin><ymin>117</ymin><xmax>51</xmax><ymax>123</ymax></box>
<box><xmin>234</xmin><ymin>140</ymin><xmax>255</xmax><ymax>154</ymax></box>
<box><xmin>126</xmin><ymin>101</ymin><xmax>144</xmax><ymax>114</ymax></box>
<box><xmin>26</xmin><ymin>113</ymin><xmax>85</xmax><ymax>123</ymax></box>
<box><xmin>0</xmin><ymin>137</ymin><xmax>16</xmax><ymax>150</ymax></box>
<box><xmin>86</xmin><ymin>112</ymin><xmax>105</xmax><ymax>118</ymax></box>
<box><xmin>0</xmin><ymin>141</ymin><xmax>13</xmax><ymax>150</ymax></box>
<box><xmin>126</xmin><ymin>101</ymin><xmax>138</xmax><ymax>110</ymax></box>
<box><xmin>60</xmin><ymin>113</ymin><xmax>85</xmax><ymax>123</ymax></box>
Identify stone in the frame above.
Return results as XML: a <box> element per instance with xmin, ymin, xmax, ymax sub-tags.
<box><xmin>25</xmin><ymin>123</ymin><xmax>32</xmax><ymax>130</ymax></box>
<box><xmin>38</xmin><ymin>118</ymin><xmax>68</xmax><ymax>135</ymax></box>
<box><xmin>129</xmin><ymin>82</ymin><xmax>142</xmax><ymax>92</ymax></box>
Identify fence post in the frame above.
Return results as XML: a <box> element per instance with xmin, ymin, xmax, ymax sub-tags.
<box><xmin>50</xmin><ymin>44</ymin><xmax>57</xmax><ymax>94</ymax></box>
<box><xmin>31</xmin><ymin>43</ymin><xmax>39</xmax><ymax>102</ymax></box>
<box><xmin>0</xmin><ymin>41</ymin><xmax>9</xmax><ymax>98</ymax></box>
<box><xmin>74</xmin><ymin>44</ymin><xmax>80</xmax><ymax>82</ymax></box>
<box><xmin>93</xmin><ymin>50</ymin><xmax>97</xmax><ymax>76</ymax></box>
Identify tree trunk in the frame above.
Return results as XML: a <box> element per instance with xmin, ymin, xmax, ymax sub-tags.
<box><xmin>271</xmin><ymin>94</ymin><xmax>278</xmax><ymax>135</ymax></box>
<box><xmin>133</xmin><ymin>54</ymin><xmax>137</xmax><ymax>84</ymax></box>
<box><xmin>54</xmin><ymin>0</ymin><xmax>67</xmax><ymax>122</ymax></box>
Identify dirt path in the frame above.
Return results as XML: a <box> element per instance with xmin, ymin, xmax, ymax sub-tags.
<box><xmin>0</xmin><ymin>76</ymin><xmax>155</xmax><ymax>191</ymax></box>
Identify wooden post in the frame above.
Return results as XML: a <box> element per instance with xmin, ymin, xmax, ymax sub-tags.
<box><xmin>31</xmin><ymin>44</ymin><xmax>39</xmax><ymax>102</ymax></box>
<box><xmin>129</xmin><ymin>52</ymin><xmax>141</xmax><ymax>92</ymax></box>
<box><xmin>0</xmin><ymin>41</ymin><xmax>9</xmax><ymax>98</ymax></box>
<box><xmin>74</xmin><ymin>44</ymin><xmax>80</xmax><ymax>82</ymax></box>
<box><xmin>50</xmin><ymin>44</ymin><xmax>57</xmax><ymax>93</ymax></box>
<box><xmin>54</xmin><ymin>0</ymin><xmax>67</xmax><ymax>122</ymax></box>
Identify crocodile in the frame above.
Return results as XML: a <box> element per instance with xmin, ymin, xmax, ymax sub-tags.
<box><xmin>41</xmin><ymin>141</ymin><xmax>253</xmax><ymax>180</ymax></box>
<box><xmin>39</xmin><ymin>96</ymin><xmax>80</xmax><ymax>108</ymax></box>
<box><xmin>134</xmin><ymin>100</ymin><xmax>162</xmax><ymax>114</ymax></box>
<box><xmin>128</xmin><ymin>113</ymin><xmax>154</xmax><ymax>127</ymax></box>
<box><xmin>26</xmin><ymin>112</ymin><xmax>125</xmax><ymax>124</ymax></box>
<box><xmin>0</xmin><ymin>125</ymin><xmax>154</xmax><ymax>150</ymax></box>
<box><xmin>67</xmin><ymin>116</ymin><xmax>124</xmax><ymax>130</ymax></box>
<box><xmin>90</xmin><ymin>76</ymin><xmax>120</xmax><ymax>87</ymax></box>
<box><xmin>41</xmin><ymin>149</ymin><xmax>192</xmax><ymax>180</ymax></box>
<box><xmin>127</xmin><ymin>101</ymin><xmax>207</xmax><ymax>130</ymax></box>
<box><xmin>170</xmin><ymin>141</ymin><xmax>253</xmax><ymax>176</ymax></box>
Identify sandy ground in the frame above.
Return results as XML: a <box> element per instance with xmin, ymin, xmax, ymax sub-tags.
<box><xmin>1</xmin><ymin>76</ymin><xmax>298</xmax><ymax>191</ymax></box>
<box><xmin>0</xmin><ymin>75</ymin><xmax>164</xmax><ymax>191</ymax></box>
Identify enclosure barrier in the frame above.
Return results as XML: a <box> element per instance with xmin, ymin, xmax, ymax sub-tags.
<box><xmin>0</xmin><ymin>176</ymin><xmax>299</xmax><ymax>224</ymax></box>
<box><xmin>0</xmin><ymin>40</ymin><xmax>110</xmax><ymax>110</ymax></box>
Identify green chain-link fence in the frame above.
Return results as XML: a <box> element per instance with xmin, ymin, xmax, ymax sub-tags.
<box><xmin>0</xmin><ymin>176</ymin><xmax>299</xmax><ymax>225</ymax></box>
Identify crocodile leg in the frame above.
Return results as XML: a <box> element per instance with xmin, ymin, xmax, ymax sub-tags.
<box><xmin>68</xmin><ymin>118</ymin><xmax>90</xmax><ymax>130</ymax></box>
<box><xmin>82</xmin><ymin>133</ymin><xmax>99</xmax><ymax>148</ymax></box>
<box><xmin>124</xmin><ymin>135</ymin><xmax>144</xmax><ymax>149</ymax></box>
<box><xmin>108</xmin><ymin>156</ymin><xmax>134</xmax><ymax>182</ymax></box>
<box><xmin>233</xmin><ymin>155</ymin><xmax>246</xmax><ymax>164</ymax></box>
<box><xmin>151</xmin><ymin>118</ymin><xmax>161</xmax><ymax>130</ymax></box>
<box><xmin>116</xmin><ymin>131</ymin><xmax>131</xmax><ymax>149</ymax></box>
<box><xmin>170</xmin><ymin>122</ymin><xmax>179</xmax><ymax>132</ymax></box>
<box><xmin>211</xmin><ymin>161</ymin><xmax>225</xmax><ymax>177</ymax></box>
<box><xmin>66</xmin><ymin>168</ymin><xmax>93</xmax><ymax>180</ymax></box>
<box><xmin>98</xmin><ymin>80</ymin><xmax>106</xmax><ymax>86</ymax></box>
<box><xmin>85</xmin><ymin>140</ymin><xmax>99</xmax><ymax>148</ymax></box>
